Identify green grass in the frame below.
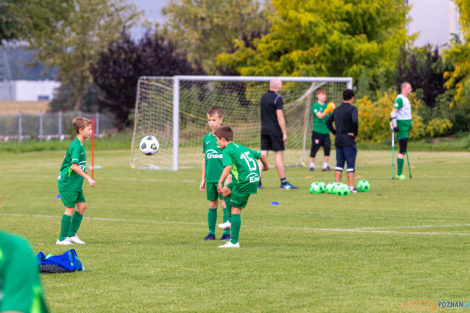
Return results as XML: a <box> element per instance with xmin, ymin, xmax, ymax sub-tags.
<box><xmin>0</xmin><ymin>149</ymin><xmax>469</xmax><ymax>312</ymax></box>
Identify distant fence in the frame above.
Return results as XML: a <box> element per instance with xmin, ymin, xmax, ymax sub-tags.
<box><xmin>0</xmin><ymin>112</ymin><xmax>114</xmax><ymax>141</ymax></box>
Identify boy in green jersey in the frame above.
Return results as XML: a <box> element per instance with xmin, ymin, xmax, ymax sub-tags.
<box><xmin>390</xmin><ymin>82</ymin><xmax>412</xmax><ymax>180</ymax></box>
<box><xmin>200</xmin><ymin>107</ymin><xmax>232</xmax><ymax>241</ymax></box>
<box><xmin>309</xmin><ymin>89</ymin><xmax>335</xmax><ymax>171</ymax></box>
<box><xmin>214</xmin><ymin>126</ymin><xmax>269</xmax><ymax>248</ymax></box>
<box><xmin>0</xmin><ymin>231</ymin><xmax>50</xmax><ymax>313</ymax></box>
<box><xmin>56</xmin><ymin>117</ymin><xmax>96</xmax><ymax>245</ymax></box>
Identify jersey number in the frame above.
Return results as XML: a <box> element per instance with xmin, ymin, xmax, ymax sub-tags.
<box><xmin>241</xmin><ymin>152</ymin><xmax>257</xmax><ymax>171</ymax></box>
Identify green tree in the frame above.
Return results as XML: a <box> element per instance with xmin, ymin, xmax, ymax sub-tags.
<box><xmin>443</xmin><ymin>1</ymin><xmax>470</xmax><ymax>108</ymax></box>
<box><xmin>9</xmin><ymin>0</ymin><xmax>141</xmax><ymax>111</ymax></box>
<box><xmin>219</xmin><ymin>0</ymin><xmax>412</xmax><ymax>88</ymax></box>
<box><xmin>162</xmin><ymin>0</ymin><xmax>273</xmax><ymax>74</ymax></box>
<box><xmin>0</xmin><ymin>1</ymin><xmax>20</xmax><ymax>43</ymax></box>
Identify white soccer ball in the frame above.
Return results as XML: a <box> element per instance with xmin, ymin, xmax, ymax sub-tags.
<box><xmin>139</xmin><ymin>136</ymin><xmax>159</xmax><ymax>155</ymax></box>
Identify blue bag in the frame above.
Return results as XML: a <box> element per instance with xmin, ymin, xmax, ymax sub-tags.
<box><xmin>37</xmin><ymin>249</ymin><xmax>84</xmax><ymax>273</ymax></box>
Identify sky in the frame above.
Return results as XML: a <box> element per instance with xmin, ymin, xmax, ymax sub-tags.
<box><xmin>129</xmin><ymin>0</ymin><xmax>168</xmax><ymax>36</ymax></box>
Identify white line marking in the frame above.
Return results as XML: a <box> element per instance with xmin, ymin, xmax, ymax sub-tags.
<box><xmin>2</xmin><ymin>213</ymin><xmax>470</xmax><ymax>236</ymax></box>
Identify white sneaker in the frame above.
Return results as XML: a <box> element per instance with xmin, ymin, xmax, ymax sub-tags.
<box><xmin>56</xmin><ymin>238</ymin><xmax>73</xmax><ymax>245</ymax></box>
<box><xmin>218</xmin><ymin>221</ymin><xmax>231</xmax><ymax>229</ymax></box>
<box><xmin>218</xmin><ymin>241</ymin><xmax>240</xmax><ymax>248</ymax></box>
<box><xmin>67</xmin><ymin>235</ymin><xmax>86</xmax><ymax>244</ymax></box>
<box><xmin>349</xmin><ymin>186</ymin><xmax>358</xmax><ymax>193</ymax></box>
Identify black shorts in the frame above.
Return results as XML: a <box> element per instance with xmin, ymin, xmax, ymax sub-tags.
<box><xmin>310</xmin><ymin>131</ymin><xmax>331</xmax><ymax>157</ymax></box>
<box><xmin>261</xmin><ymin>134</ymin><xmax>285</xmax><ymax>151</ymax></box>
<box><xmin>398</xmin><ymin>138</ymin><xmax>408</xmax><ymax>154</ymax></box>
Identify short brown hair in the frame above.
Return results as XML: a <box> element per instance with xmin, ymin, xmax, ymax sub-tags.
<box><xmin>214</xmin><ymin>125</ymin><xmax>233</xmax><ymax>141</ymax></box>
<box><xmin>316</xmin><ymin>88</ymin><xmax>326</xmax><ymax>95</ymax></box>
<box><xmin>73</xmin><ymin>117</ymin><xmax>92</xmax><ymax>134</ymax></box>
<box><xmin>207</xmin><ymin>106</ymin><xmax>222</xmax><ymax>117</ymax></box>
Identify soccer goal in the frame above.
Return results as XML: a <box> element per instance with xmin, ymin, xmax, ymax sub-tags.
<box><xmin>130</xmin><ymin>76</ymin><xmax>353</xmax><ymax>170</ymax></box>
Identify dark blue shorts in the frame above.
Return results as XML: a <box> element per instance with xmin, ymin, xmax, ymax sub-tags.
<box><xmin>335</xmin><ymin>144</ymin><xmax>357</xmax><ymax>173</ymax></box>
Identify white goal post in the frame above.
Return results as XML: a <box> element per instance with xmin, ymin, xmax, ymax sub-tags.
<box><xmin>130</xmin><ymin>76</ymin><xmax>353</xmax><ymax>170</ymax></box>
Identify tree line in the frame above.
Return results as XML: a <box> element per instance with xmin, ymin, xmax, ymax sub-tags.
<box><xmin>0</xmin><ymin>0</ymin><xmax>468</xmax><ymax>136</ymax></box>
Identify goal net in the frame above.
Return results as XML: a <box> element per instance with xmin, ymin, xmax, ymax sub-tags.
<box><xmin>130</xmin><ymin>76</ymin><xmax>352</xmax><ymax>170</ymax></box>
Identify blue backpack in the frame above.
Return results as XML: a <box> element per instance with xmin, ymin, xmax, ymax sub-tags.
<box><xmin>37</xmin><ymin>249</ymin><xmax>84</xmax><ymax>273</ymax></box>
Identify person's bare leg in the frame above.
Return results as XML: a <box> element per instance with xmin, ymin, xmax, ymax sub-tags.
<box><xmin>274</xmin><ymin>151</ymin><xmax>285</xmax><ymax>179</ymax></box>
<box><xmin>335</xmin><ymin>171</ymin><xmax>342</xmax><ymax>183</ymax></box>
<box><xmin>347</xmin><ymin>172</ymin><xmax>354</xmax><ymax>188</ymax></box>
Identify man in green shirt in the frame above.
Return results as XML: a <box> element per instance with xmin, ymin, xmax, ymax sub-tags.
<box><xmin>390</xmin><ymin>82</ymin><xmax>412</xmax><ymax>180</ymax></box>
<box><xmin>57</xmin><ymin>117</ymin><xmax>96</xmax><ymax>245</ymax></box>
<box><xmin>309</xmin><ymin>89</ymin><xmax>334</xmax><ymax>171</ymax></box>
<box><xmin>200</xmin><ymin>107</ymin><xmax>231</xmax><ymax>241</ymax></box>
<box><xmin>215</xmin><ymin>126</ymin><xmax>268</xmax><ymax>248</ymax></box>
<box><xmin>0</xmin><ymin>231</ymin><xmax>50</xmax><ymax>313</ymax></box>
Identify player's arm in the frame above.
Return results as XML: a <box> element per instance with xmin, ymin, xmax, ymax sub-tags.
<box><xmin>276</xmin><ymin>109</ymin><xmax>287</xmax><ymax>142</ymax></box>
<box><xmin>390</xmin><ymin>98</ymin><xmax>402</xmax><ymax>132</ymax></box>
<box><xmin>259</xmin><ymin>154</ymin><xmax>269</xmax><ymax>171</ymax></box>
<box><xmin>200</xmin><ymin>155</ymin><xmax>206</xmax><ymax>191</ymax></box>
<box><xmin>217</xmin><ymin>165</ymin><xmax>232</xmax><ymax>194</ymax></box>
<box><xmin>319</xmin><ymin>102</ymin><xmax>336</xmax><ymax>118</ymax></box>
<box><xmin>71</xmin><ymin>163</ymin><xmax>95</xmax><ymax>187</ymax></box>
<box><xmin>325</xmin><ymin>113</ymin><xmax>336</xmax><ymax>135</ymax></box>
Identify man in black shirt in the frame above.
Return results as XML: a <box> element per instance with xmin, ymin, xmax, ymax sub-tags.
<box><xmin>326</xmin><ymin>89</ymin><xmax>359</xmax><ymax>193</ymax></box>
<box><xmin>259</xmin><ymin>78</ymin><xmax>297</xmax><ymax>190</ymax></box>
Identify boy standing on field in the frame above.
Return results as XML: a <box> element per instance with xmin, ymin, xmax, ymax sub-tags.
<box><xmin>309</xmin><ymin>88</ymin><xmax>335</xmax><ymax>171</ymax></box>
<box><xmin>200</xmin><ymin>107</ymin><xmax>231</xmax><ymax>241</ymax></box>
<box><xmin>56</xmin><ymin>117</ymin><xmax>96</xmax><ymax>245</ymax></box>
<box><xmin>215</xmin><ymin>126</ymin><xmax>268</xmax><ymax>248</ymax></box>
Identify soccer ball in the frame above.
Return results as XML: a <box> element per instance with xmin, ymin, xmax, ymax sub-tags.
<box><xmin>336</xmin><ymin>183</ymin><xmax>350</xmax><ymax>196</ymax></box>
<box><xmin>326</xmin><ymin>182</ymin><xmax>337</xmax><ymax>194</ymax></box>
<box><xmin>139</xmin><ymin>136</ymin><xmax>160</xmax><ymax>155</ymax></box>
<box><xmin>309</xmin><ymin>182</ymin><xmax>326</xmax><ymax>194</ymax></box>
<box><xmin>357</xmin><ymin>179</ymin><xmax>371</xmax><ymax>192</ymax></box>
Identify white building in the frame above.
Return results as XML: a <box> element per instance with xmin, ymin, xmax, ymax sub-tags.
<box><xmin>408</xmin><ymin>0</ymin><xmax>461</xmax><ymax>47</ymax></box>
<box><xmin>0</xmin><ymin>80</ymin><xmax>60</xmax><ymax>101</ymax></box>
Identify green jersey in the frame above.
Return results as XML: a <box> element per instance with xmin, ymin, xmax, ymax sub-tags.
<box><xmin>222</xmin><ymin>142</ymin><xmax>261</xmax><ymax>194</ymax></box>
<box><xmin>312</xmin><ymin>101</ymin><xmax>330</xmax><ymax>134</ymax></box>
<box><xmin>58</xmin><ymin>137</ymin><xmax>86</xmax><ymax>191</ymax></box>
<box><xmin>0</xmin><ymin>232</ymin><xmax>50</xmax><ymax>313</ymax></box>
<box><xmin>393</xmin><ymin>94</ymin><xmax>412</xmax><ymax>140</ymax></box>
<box><xmin>202</xmin><ymin>132</ymin><xmax>224</xmax><ymax>183</ymax></box>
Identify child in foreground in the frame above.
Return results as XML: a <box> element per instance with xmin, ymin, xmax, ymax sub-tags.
<box><xmin>56</xmin><ymin>117</ymin><xmax>96</xmax><ymax>245</ymax></box>
<box><xmin>215</xmin><ymin>126</ymin><xmax>268</xmax><ymax>248</ymax></box>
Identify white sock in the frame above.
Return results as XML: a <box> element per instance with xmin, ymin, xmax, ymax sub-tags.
<box><xmin>323</xmin><ymin>162</ymin><xmax>328</xmax><ymax>169</ymax></box>
<box><xmin>309</xmin><ymin>162</ymin><xmax>314</xmax><ymax>168</ymax></box>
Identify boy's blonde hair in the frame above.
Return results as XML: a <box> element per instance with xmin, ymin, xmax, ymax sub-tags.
<box><xmin>73</xmin><ymin>117</ymin><xmax>92</xmax><ymax>134</ymax></box>
<box><xmin>316</xmin><ymin>88</ymin><xmax>326</xmax><ymax>96</ymax></box>
<box><xmin>207</xmin><ymin>106</ymin><xmax>223</xmax><ymax>117</ymax></box>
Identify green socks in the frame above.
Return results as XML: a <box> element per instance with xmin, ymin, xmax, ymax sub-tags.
<box><xmin>59</xmin><ymin>214</ymin><xmax>72</xmax><ymax>240</ymax></box>
<box><xmin>68</xmin><ymin>211</ymin><xmax>83</xmax><ymax>237</ymax></box>
<box><xmin>223</xmin><ymin>195</ymin><xmax>232</xmax><ymax>235</ymax></box>
<box><xmin>397</xmin><ymin>158</ymin><xmax>404</xmax><ymax>176</ymax></box>
<box><xmin>208</xmin><ymin>208</ymin><xmax>217</xmax><ymax>235</ymax></box>
<box><xmin>230</xmin><ymin>214</ymin><xmax>241</xmax><ymax>244</ymax></box>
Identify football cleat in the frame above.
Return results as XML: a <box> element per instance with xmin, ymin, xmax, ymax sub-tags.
<box><xmin>219</xmin><ymin>234</ymin><xmax>231</xmax><ymax>241</ymax></box>
<box><xmin>203</xmin><ymin>234</ymin><xmax>216</xmax><ymax>241</ymax></box>
<box><xmin>218</xmin><ymin>241</ymin><xmax>240</xmax><ymax>248</ymax></box>
<box><xmin>349</xmin><ymin>187</ymin><xmax>358</xmax><ymax>193</ymax></box>
<box><xmin>218</xmin><ymin>221</ymin><xmax>231</xmax><ymax>229</ymax></box>
<box><xmin>56</xmin><ymin>238</ymin><xmax>73</xmax><ymax>245</ymax></box>
<box><xmin>395</xmin><ymin>174</ymin><xmax>407</xmax><ymax>180</ymax></box>
<box><xmin>280</xmin><ymin>182</ymin><xmax>298</xmax><ymax>190</ymax></box>
<box><xmin>67</xmin><ymin>235</ymin><xmax>86</xmax><ymax>244</ymax></box>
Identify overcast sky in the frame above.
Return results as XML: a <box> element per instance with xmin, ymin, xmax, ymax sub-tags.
<box><xmin>129</xmin><ymin>0</ymin><xmax>168</xmax><ymax>36</ymax></box>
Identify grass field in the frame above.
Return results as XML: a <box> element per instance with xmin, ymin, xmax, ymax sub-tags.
<box><xmin>0</xmin><ymin>148</ymin><xmax>469</xmax><ymax>312</ymax></box>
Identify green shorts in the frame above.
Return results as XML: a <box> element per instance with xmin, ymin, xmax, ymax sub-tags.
<box><xmin>206</xmin><ymin>182</ymin><xmax>223</xmax><ymax>201</ymax></box>
<box><xmin>59</xmin><ymin>190</ymin><xmax>86</xmax><ymax>208</ymax></box>
<box><xmin>227</xmin><ymin>182</ymin><xmax>251</xmax><ymax>209</ymax></box>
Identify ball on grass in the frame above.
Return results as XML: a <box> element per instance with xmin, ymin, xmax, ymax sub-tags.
<box><xmin>357</xmin><ymin>179</ymin><xmax>371</xmax><ymax>192</ymax></box>
<box><xmin>309</xmin><ymin>182</ymin><xmax>326</xmax><ymax>194</ymax></box>
<box><xmin>326</xmin><ymin>182</ymin><xmax>337</xmax><ymax>194</ymax></box>
<box><xmin>336</xmin><ymin>183</ymin><xmax>350</xmax><ymax>196</ymax></box>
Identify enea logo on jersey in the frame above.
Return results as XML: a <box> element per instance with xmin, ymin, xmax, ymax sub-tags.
<box><xmin>206</xmin><ymin>149</ymin><xmax>222</xmax><ymax>159</ymax></box>
<box><xmin>246</xmin><ymin>173</ymin><xmax>260</xmax><ymax>183</ymax></box>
